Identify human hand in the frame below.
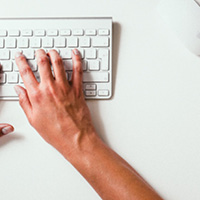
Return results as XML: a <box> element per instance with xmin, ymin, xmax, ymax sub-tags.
<box><xmin>0</xmin><ymin>124</ymin><xmax>14</xmax><ymax>137</ymax></box>
<box><xmin>14</xmin><ymin>49</ymin><xmax>96</xmax><ymax>156</ymax></box>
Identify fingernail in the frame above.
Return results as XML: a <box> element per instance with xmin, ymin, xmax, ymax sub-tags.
<box><xmin>2</xmin><ymin>126</ymin><xmax>13</xmax><ymax>135</ymax></box>
<box><xmin>73</xmin><ymin>49</ymin><xmax>80</xmax><ymax>55</ymax></box>
<box><xmin>15</xmin><ymin>52</ymin><xmax>22</xmax><ymax>58</ymax></box>
<box><xmin>14</xmin><ymin>86</ymin><xmax>21</xmax><ymax>96</ymax></box>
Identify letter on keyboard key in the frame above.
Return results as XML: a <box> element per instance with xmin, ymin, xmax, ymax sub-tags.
<box><xmin>83</xmin><ymin>72</ymin><xmax>109</xmax><ymax>82</ymax></box>
<box><xmin>0</xmin><ymin>85</ymin><xmax>18</xmax><ymax>97</ymax></box>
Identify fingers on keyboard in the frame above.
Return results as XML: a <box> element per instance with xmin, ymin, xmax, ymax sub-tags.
<box><xmin>15</xmin><ymin>53</ymin><xmax>38</xmax><ymax>90</ymax></box>
<box><xmin>35</xmin><ymin>49</ymin><xmax>54</xmax><ymax>83</ymax></box>
<box><xmin>47</xmin><ymin>49</ymin><xmax>69</xmax><ymax>86</ymax></box>
<box><xmin>72</xmin><ymin>49</ymin><xmax>83</xmax><ymax>97</ymax></box>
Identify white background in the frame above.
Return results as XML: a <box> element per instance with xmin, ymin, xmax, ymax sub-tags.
<box><xmin>0</xmin><ymin>0</ymin><xmax>200</xmax><ymax>199</ymax></box>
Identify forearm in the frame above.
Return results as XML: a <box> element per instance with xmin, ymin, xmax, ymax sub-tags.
<box><xmin>61</xmin><ymin>131</ymin><xmax>163</xmax><ymax>200</ymax></box>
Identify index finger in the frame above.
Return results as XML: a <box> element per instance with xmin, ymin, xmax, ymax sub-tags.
<box><xmin>15</xmin><ymin>52</ymin><xmax>39</xmax><ymax>90</ymax></box>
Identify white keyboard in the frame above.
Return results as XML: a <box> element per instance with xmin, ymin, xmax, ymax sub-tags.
<box><xmin>0</xmin><ymin>17</ymin><xmax>112</xmax><ymax>100</ymax></box>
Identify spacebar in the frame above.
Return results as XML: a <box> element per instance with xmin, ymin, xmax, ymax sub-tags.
<box><xmin>0</xmin><ymin>85</ymin><xmax>18</xmax><ymax>97</ymax></box>
<box><xmin>83</xmin><ymin>72</ymin><xmax>109</xmax><ymax>82</ymax></box>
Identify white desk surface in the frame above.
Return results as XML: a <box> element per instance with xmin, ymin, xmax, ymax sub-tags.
<box><xmin>0</xmin><ymin>0</ymin><xmax>200</xmax><ymax>199</ymax></box>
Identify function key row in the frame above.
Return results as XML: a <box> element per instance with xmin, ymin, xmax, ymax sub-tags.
<box><xmin>0</xmin><ymin>29</ymin><xmax>110</xmax><ymax>37</ymax></box>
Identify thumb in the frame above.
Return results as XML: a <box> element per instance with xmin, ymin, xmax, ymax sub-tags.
<box><xmin>0</xmin><ymin>124</ymin><xmax>14</xmax><ymax>137</ymax></box>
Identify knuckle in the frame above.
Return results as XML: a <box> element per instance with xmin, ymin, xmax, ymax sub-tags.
<box><xmin>52</xmin><ymin>56</ymin><xmax>63</xmax><ymax>66</ymax></box>
<box><xmin>37</xmin><ymin>55</ymin><xmax>49</xmax><ymax>65</ymax></box>
<box><xmin>75</xmin><ymin>63</ymin><xmax>83</xmax><ymax>75</ymax></box>
<box><xmin>30</xmin><ymin>89</ymin><xmax>41</xmax><ymax>102</ymax></box>
<box><xmin>17</xmin><ymin>55</ymin><xmax>26</xmax><ymax>62</ymax></box>
<box><xmin>20</xmin><ymin>66</ymin><xmax>32</xmax><ymax>77</ymax></box>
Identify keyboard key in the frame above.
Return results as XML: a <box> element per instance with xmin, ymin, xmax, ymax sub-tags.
<box><xmin>0</xmin><ymin>30</ymin><xmax>7</xmax><ymax>37</ymax></box>
<box><xmin>23</xmin><ymin>49</ymin><xmax>35</xmax><ymax>59</ymax></box>
<box><xmin>21</xmin><ymin>29</ymin><xmax>33</xmax><ymax>36</ymax></box>
<box><xmin>99</xmin><ymin>29</ymin><xmax>109</xmax><ymax>36</ymax></box>
<box><xmin>85</xmin><ymin>49</ymin><xmax>96</xmax><ymax>59</ymax></box>
<box><xmin>83</xmin><ymin>72</ymin><xmax>108</xmax><ymax>82</ymax></box>
<box><xmin>0</xmin><ymin>50</ymin><xmax>10</xmax><ymax>60</ymax></box>
<box><xmin>93</xmin><ymin>37</ymin><xmax>109</xmax><ymax>47</ymax></box>
<box><xmin>0</xmin><ymin>85</ymin><xmax>18</xmax><ymax>97</ymax></box>
<box><xmin>85</xmin><ymin>29</ymin><xmax>96</xmax><ymax>36</ymax></box>
<box><xmin>47</xmin><ymin>29</ymin><xmax>58</xmax><ymax>36</ymax></box>
<box><xmin>85</xmin><ymin>84</ymin><xmax>96</xmax><ymax>90</ymax></box>
<box><xmin>60</xmin><ymin>49</ymin><xmax>72</xmax><ymax>59</ymax></box>
<box><xmin>7</xmin><ymin>73</ymin><xmax>18</xmax><ymax>83</ymax></box>
<box><xmin>30</xmin><ymin>38</ymin><xmax>41</xmax><ymax>48</ymax></box>
<box><xmin>88</xmin><ymin>60</ymin><xmax>100</xmax><ymax>71</ymax></box>
<box><xmin>42</xmin><ymin>38</ymin><xmax>53</xmax><ymax>48</ymax></box>
<box><xmin>11</xmin><ymin>49</ymin><xmax>22</xmax><ymax>60</ymax></box>
<box><xmin>63</xmin><ymin>60</ymin><xmax>73</xmax><ymax>71</ymax></box>
<box><xmin>60</xmin><ymin>29</ymin><xmax>71</xmax><ymax>36</ymax></box>
<box><xmin>55</xmin><ymin>37</ymin><xmax>66</xmax><ymax>48</ymax></box>
<box><xmin>8</xmin><ymin>30</ymin><xmax>20</xmax><ymax>37</ymax></box>
<box><xmin>72</xmin><ymin>29</ymin><xmax>84</xmax><ymax>36</ymax></box>
<box><xmin>98</xmin><ymin>90</ymin><xmax>109</xmax><ymax>96</ymax></box>
<box><xmin>34</xmin><ymin>29</ymin><xmax>45</xmax><ymax>36</ymax></box>
<box><xmin>99</xmin><ymin>49</ymin><xmax>109</xmax><ymax>70</ymax></box>
<box><xmin>80</xmin><ymin>37</ymin><xmax>91</xmax><ymax>47</ymax></box>
<box><xmin>5</xmin><ymin>38</ymin><xmax>17</xmax><ymax>48</ymax></box>
<box><xmin>1</xmin><ymin>61</ymin><xmax>12</xmax><ymax>71</ymax></box>
<box><xmin>0</xmin><ymin>73</ymin><xmax>6</xmax><ymax>83</ymax></box>
<box><xmin>18</xmin><ymin>38</ymin><xmax>29</xmax><ymax>48</ymax></box>
<box><xmin>68</xmin><ymin>37</ymin><xmax>78</xmax><ymax>47</ymax></box>
<box><xmin>85</xmin><ymin>91</ymin><xmax>96</xmax><ymax>96</ymax></box>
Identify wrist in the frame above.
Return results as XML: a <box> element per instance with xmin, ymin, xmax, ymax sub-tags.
<box><xmin>58</xmin><ymin>127</ymin><xmax>103</xmax><ymax>166</ymax></box>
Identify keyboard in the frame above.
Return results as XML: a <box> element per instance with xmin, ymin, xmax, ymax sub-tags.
<box><xmin>0</xmin><ymin>17</ymin><xmax>112</xmax><ymax>100</ymax></box>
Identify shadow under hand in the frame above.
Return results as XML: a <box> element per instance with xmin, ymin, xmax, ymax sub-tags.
<box><xmin>0</xmin><ymin>132</ymin><xmax>24</xmax><ymax>149</ymax></box>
